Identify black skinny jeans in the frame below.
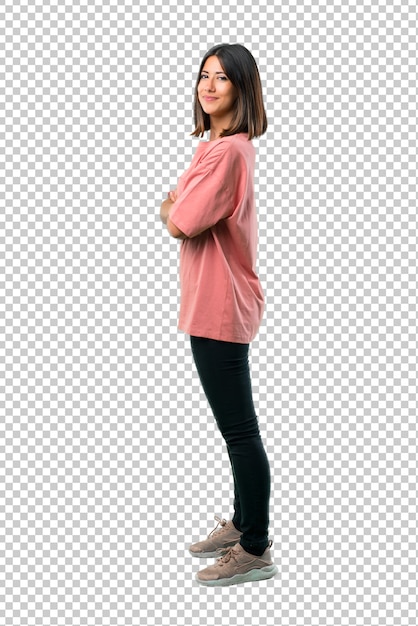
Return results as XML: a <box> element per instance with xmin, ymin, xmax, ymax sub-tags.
<box><xmin>190</xmin><ymin>336</ymin><xmax>271</xmax><ymax>556</ymax></box>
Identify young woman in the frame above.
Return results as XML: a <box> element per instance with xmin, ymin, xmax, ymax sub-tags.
<box><xmin>160</xmin><ymin>43</ymin><xmax>277</xmax><ymax>587</ymax></box>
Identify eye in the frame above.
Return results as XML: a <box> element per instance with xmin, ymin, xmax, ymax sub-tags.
<box><xmin>199</xmin><ymin>73</ymin><xmax>229</xmax><ymax>81</ymax></box>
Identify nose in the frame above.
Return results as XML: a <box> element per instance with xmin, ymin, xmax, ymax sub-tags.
<box><xmin>205</xmin><ymin>77</ymin><xmax>216</xmax><ymax>91</ymax></box>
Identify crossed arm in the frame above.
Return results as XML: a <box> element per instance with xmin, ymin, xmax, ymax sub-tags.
<box><xmin>160</xmin><ymin>190</ymin><xmax>188</xmax><ymax>239</ymax></box>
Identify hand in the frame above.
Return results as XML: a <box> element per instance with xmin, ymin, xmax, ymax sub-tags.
<box><xmin>168</xmin><ymin>189</ymin><xmax>178</xmax><ymax>203</ymax></box>
<box><xmin>160</xmin><ymin>196</ymin><xmax>174</xmax><ymax>225</ymax></box>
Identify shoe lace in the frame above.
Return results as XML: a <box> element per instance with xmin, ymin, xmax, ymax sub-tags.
<box><xmin>208</xmin><ymin>515</ymin><xmax>227</xmax><ymax>538</ymax></box>
<box><xmin>215</xmin><ymin>540</ymin><xmax>273</xmax><ymax>562</ymax></box>
<box><xmin>215</xmin><ymin>545</ymin><xmax>239</xmax><ymax>563</ymax></box>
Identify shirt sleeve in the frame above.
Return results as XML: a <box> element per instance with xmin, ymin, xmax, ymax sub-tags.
<box><xmin>169</xmin><ymin>142</ymin><xmax>242</xmax><ymax>238</ymax></box>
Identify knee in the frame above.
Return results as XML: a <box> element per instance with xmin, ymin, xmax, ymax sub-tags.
<box><xmin>221</xmin><ymin>421</ymin><xmax>261</xmax><ymax>448</ymax></box>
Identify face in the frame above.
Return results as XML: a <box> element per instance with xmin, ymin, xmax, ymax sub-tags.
<box><xmin>197</xmin><ymin>56</ymin><xmax>238</xmax><ymax>122</ymax></box>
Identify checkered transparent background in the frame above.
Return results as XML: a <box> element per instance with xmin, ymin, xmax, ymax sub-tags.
<box><xmin>1</xmin><ymin>0</ymin><xmax>417</xmax><ymax>624</ymax></box>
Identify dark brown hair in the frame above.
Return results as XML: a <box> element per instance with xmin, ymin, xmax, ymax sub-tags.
<box><xmin>191</xmin><ymin>44</ymin><xmax>267</xmax><ymax>140</ymax></box>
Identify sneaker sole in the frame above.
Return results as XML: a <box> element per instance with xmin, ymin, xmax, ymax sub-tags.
<box><xmin>195</xmin><ymin>564</ymin><xmax>278</xmax><ymax>587</ymax></box>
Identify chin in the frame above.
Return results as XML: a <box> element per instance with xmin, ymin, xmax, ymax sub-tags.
<box><xmin>199</xmin><ymin>102</ymin><xmax>213</xmax><ymax>114</ymax></box>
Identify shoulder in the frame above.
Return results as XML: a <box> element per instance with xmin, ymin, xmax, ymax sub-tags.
<box><xmin>205</xmin><ymin>133</ymin><xmax>253</xmax><ymax>155</ymax></box>
<box><xmin>197</xmin><ymin>134</ymin><xmax>254</xmax><ymax>171</ymax></box>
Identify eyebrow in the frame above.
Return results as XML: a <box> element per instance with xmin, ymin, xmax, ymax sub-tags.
<box><xmin>201</xmin><ymin>70</ymin><xmax>226</xmax><ymax>74</ymax></box>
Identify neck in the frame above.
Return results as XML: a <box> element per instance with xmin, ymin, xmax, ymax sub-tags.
<box><xmin>209</xmin><ymin>115</ymin><xmax>233</xmax><ymax>141</ymax></box>
<box><xmin>209</xmin><ymin>131</ymin><xmax>220</xmax><ymax>141</ymax></box>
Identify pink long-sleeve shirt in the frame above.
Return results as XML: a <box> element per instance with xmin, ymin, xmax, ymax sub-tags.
<box><xmin>168</xmin><ymin>133</ymin><xmax>265</xmax><ymax>343</ymax></box>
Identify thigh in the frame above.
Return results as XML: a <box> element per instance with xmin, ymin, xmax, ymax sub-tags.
<box><xmin>190</xmin><ymin>336</ymin><xmax>258</xmax><ymax>431</ymax></box>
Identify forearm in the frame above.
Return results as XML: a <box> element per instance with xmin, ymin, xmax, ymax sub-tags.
<box><xmin>160</xmin><ymin>196</ymin><xmax>188</xmax><ymax>239</ymax></box>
